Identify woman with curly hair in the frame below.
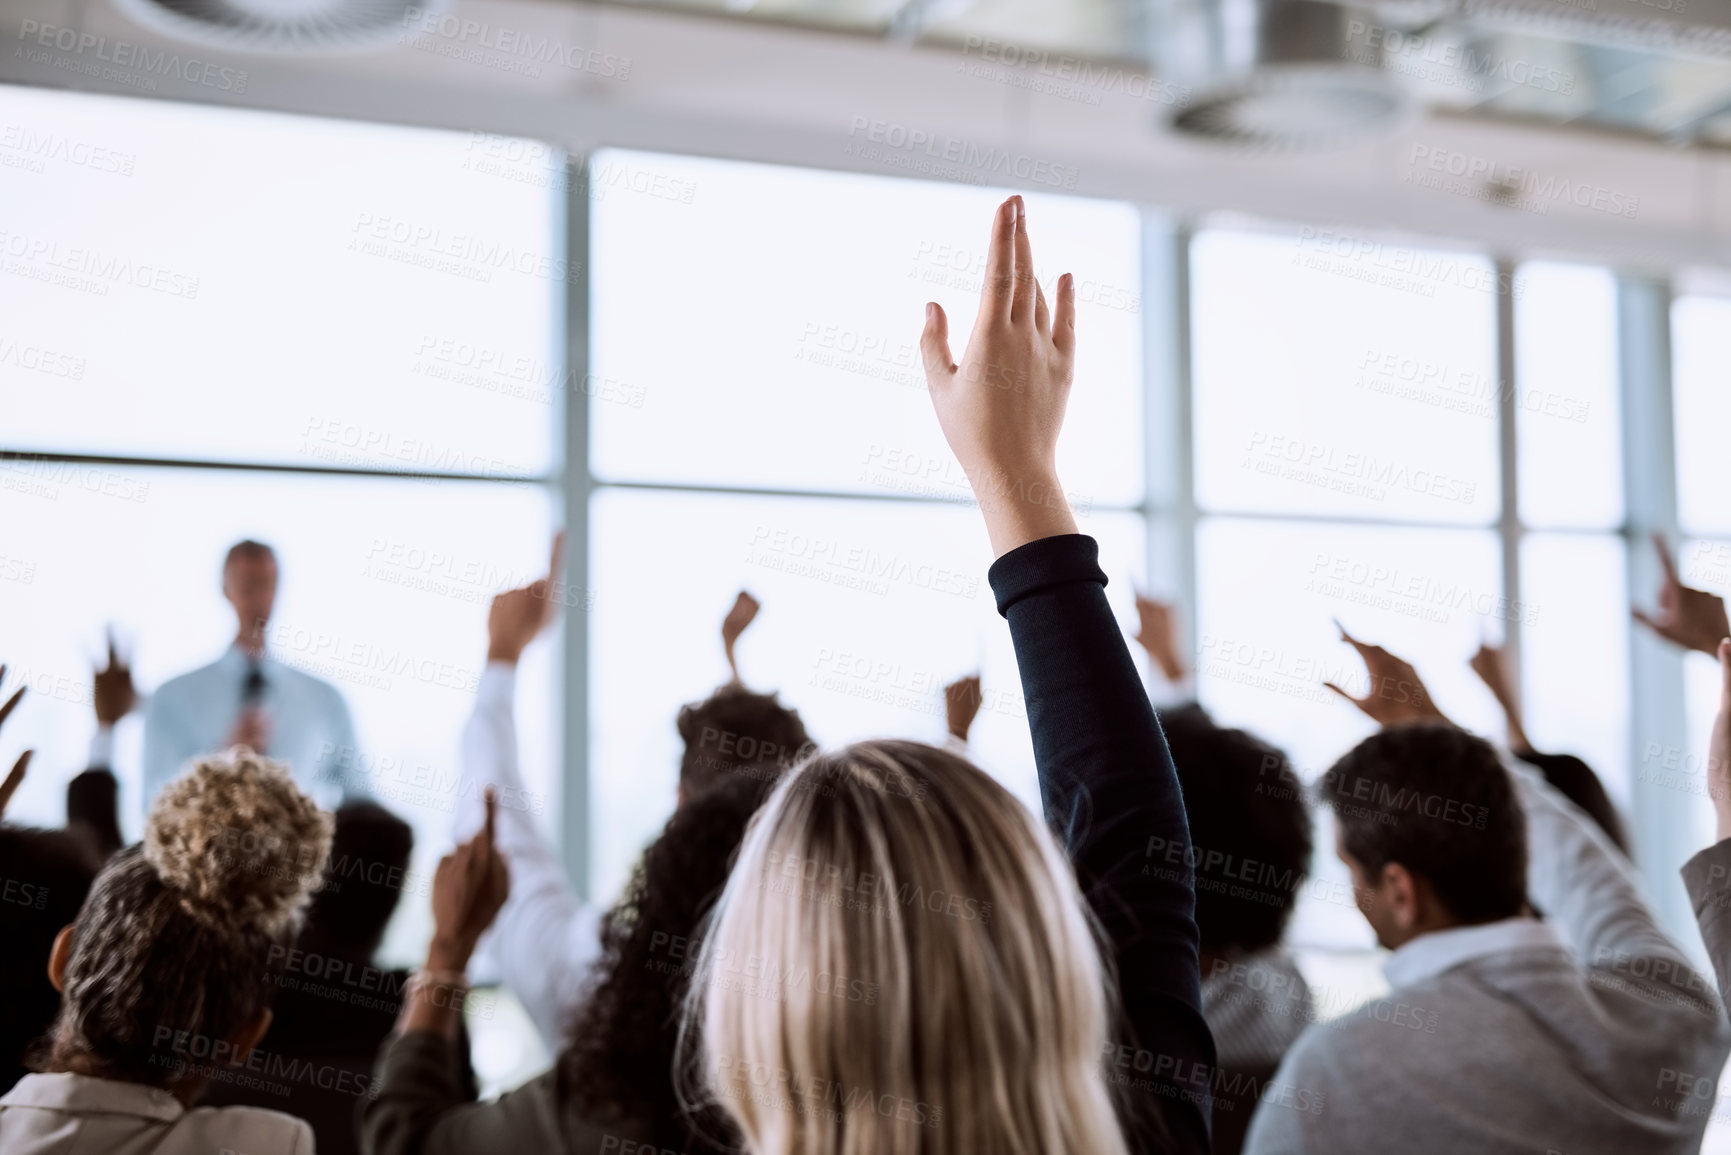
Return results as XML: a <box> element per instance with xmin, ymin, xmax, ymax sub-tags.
<box><xmin>359</xmin><ymin>767</ymin><xmax>781</xmax><ymax>1155</ymax></box>
<box><xmin>0</xmin><ymin>748</ymin><xmax>334</xmax><ymax>1154</ymax></box>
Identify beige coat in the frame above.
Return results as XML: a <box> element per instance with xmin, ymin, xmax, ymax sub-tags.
<box><xmin>0</xmin><ymin>1072</ymin><xmax>313</xmax><ymax>1154</ymax></box>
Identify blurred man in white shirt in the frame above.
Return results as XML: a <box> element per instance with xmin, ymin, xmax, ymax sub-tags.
<box><xmin>142</xmin><ymin>541</ymin><xmax>359</xmax><ymax>812</ymax></box>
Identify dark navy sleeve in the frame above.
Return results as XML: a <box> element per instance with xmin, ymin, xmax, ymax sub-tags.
<box><xmin>990</xmin><ymin>533</ymin><xmax>1216</xmax><ymax>1155</ymax></box>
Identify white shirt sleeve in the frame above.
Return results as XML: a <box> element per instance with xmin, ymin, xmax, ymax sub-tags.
<box><xmin>459</xmin><ymin>661</ymin><xmax>604</xmax><ymax>1051</ymax></box>
<box><xmin>88</xmin><ymin>724</ymin><xmax>115</xmax><ymax>770</ymax></box>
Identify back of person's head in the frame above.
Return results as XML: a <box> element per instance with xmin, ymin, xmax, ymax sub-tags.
<box><xmin>0</xmin><ymin>826</ymin><xmax>99</xmax><ymax>1089</ymax></box>
<box><xmin>1321</xmin><ymin>723</ymin><xmax>1526</xmax><ymax>925</ymax></box>
<box><xmin>299</xmin><ymin>801</ymin><xmax>413</xmax><ymax>961</ymax></box>
<box><xmin>46</xmin><ymin>749</ymin><xmax>331</xmax><ymax>1097</ymax></box>
<box><xmin>676</xmin><ymin>684</ymin><xmax>813</xmax><ymax>796</ymax></box>
<box><xmin>688</xmin><ymin>740</ymin><xmax>1129</xmax><ymax>1155</ymax></box>
<box><xmin>1159</xmin><ymin>703</ymin><xmax>1312</xmax><ymax>958</ymax></box>
<box><xmin>560</xmin><ymin>768</ymin><xmax>785</xmax><ymax>1152</ymax></box>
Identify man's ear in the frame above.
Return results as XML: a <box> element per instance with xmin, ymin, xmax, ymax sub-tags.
<box><xmin>1381</xmin><ymin>862</ymin><xmax>1421</xmax><ymax>934</ymax></box>
<box><xmin>48</xmin><ymin>925</ymin><xmax>74</xmax><ymax>993</ymax></box>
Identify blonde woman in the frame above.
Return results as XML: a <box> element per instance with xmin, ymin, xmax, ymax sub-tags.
<box><xmin>0</xmin><ymin>749</ymin><xmax>333</xmax><ymax>1154</ymax></box>
<box><xmin>688</xmin><ymin>196</ymin><xmax>1216</xmax><ymax>1155</ymax></box>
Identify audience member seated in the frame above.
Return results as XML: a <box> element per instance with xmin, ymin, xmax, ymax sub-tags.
<box><xmin>682</xmin><ymin>196</ymin><xmax>1214</xmax><ymax>1154</ymax></box>
<box><xmin>1160</xmin><ymin>702</ymin><xmax>1313</xmax><ymax>1155</ymax></box>
<box><xmin>1637</xmin><ymin>537</ymin><xmax>1731</xmax><ymax>1021</ymax></box>
<box><xmin>1245</xmin><ymin>637</ymin><xmax>1729</xmax><ymax>1155</ymax></box>
<box><xmin>0</xmin><ymin>749</ymin><xmax>333</xmax><ymax>1154</ymax></box>
<box><xmin>455</xmin><ymin>542</ymin><xmax>813</xmax><ymax>1050</ymax></box>
<box><xmin>362</xmin><ymin>766</ymin><xmax>780</xmax><ymax>1154</ymax></box>
<box><xmin>201</xmin><ymin>801</ymin><xmax>462</xmax><ymax>1155</ymax></box>
<box><xmin>1468</xmin><ymin>641</ymin><xmax>1629</xmax><ymax>853</ymax></box>
<box><xmin>0</xmin><ymin>675</ymin><xmax>99</xmax><ymax>1097</ymax></box>
<box><xmin>1132</xmin><ymin>594</ymin><xmax>1315</xmax><ymax>1153</ymax></box>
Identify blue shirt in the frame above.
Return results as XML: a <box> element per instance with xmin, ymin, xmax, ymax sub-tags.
<box><xmin>142</xmin><ymin>644</ymin><xmax>361</xmax><ymax>814</ymax></box>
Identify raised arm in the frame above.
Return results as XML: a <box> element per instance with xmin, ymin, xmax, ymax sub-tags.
<box><xmin>921</xmin><ymin>195</ymin><xmax>1214</xmax><ymax>1154</ymax></box>
<box><xmin>457</xmin><ymin>534</ymin><xmax>604</xmax><ymax>1048</ymax></box>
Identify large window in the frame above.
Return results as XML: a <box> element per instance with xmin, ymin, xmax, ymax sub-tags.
<box><xmin>3</xmin><ymin>84</ymin><xmax>1720</xmax><ymax>1102</ymax></box>
<box><xmin>587</xmin><ymin>150</ymin><xmax>1147</xmax><ymax>900</ymax></box>
<box><xmin>0</xmin><ymin>86</ymin><xmax>563</xmax><ymax>974</ymax></box>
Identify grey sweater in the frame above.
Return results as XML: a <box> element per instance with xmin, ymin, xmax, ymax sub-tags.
<box><xmin>1682</xmin><ymin>838</ymin><xmax>1731</xmax><ymax>1008</ymax></box>
<box><xmin>1245</xmin><ymin>757</ymin><xmax>1730</xmax><ymax>1155</ymax></box>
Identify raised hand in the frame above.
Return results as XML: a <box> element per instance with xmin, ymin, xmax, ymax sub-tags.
<box><xmin>1469</xmin><ymin>642</ymin><xmax>1530</xmax><ymax>753</ymax></box>
<box><xmin>487</xmin><ymin>533</ymin><xmax>565</xmax><ymax>665</ymax></box>
<box><xmin>944</xmin><ymin>674</ymin><xmax>983</xmax><ymax>743</ymax></box>
<box><xmin>0</xmin><ymin>669</ymin><xmax>30</xmax><ymax>817</ymax></box>
<box><xmin>93</xmin><ymin>630</ymin><xmax>138</xmax><ymax>727</ymax></box>
<box><xmin>722</xmin><ymin>591</ymin><xmax>760</xmax><ymax>685</ymax></box>
<box><xmin>1134</xmin><ymin>592</ymin><xmax>1188</xmax><ymax>683</ymax></box>
<box><xmin>428</xmin><ymin>787</ymin><xmax>511</xmax><ymax>972</ymax></box>
<box><xmin>1633</xmin><ymin>534</ymin><xmax>1729</xmax><ymax>656</ymax></box>
<box><xmin>1325</xmin><ymin>623</ymin><xmax>1450</xmax><ymax>728</ymax></box>
<box><xmin>921</xmin><ymin>196</ymin><xmax>1078</xmax><ymax>558</ymax></box>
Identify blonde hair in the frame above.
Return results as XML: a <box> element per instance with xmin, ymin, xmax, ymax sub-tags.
<box><xmin>686</xmin><ymin>740</ymin><xmax>1130</xmax><ymax>1155</ymax></box>
<box><xmin>48</xmin><ymin>748</ymin><xmax>331</xmax><ymax>1094</ymax></box>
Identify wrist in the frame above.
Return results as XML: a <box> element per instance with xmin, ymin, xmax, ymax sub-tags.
<box><xmin>966</xmin><ymin>465</ymin><xmax>1077</xmax><ymax>558</ymax></box>
<box><xmin>426</xmin><ymin>938</ymin><xmax>474</xmax><ymax>974</ymax></box>
<box><xmin>486</xmin><ymin>643</ymin><xmax>524</xmax><ymax>666</ymax></box>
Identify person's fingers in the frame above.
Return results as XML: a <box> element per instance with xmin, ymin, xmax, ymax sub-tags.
<box><xmin>1034</xmin><ymin>277</ymin><xmax>1050</xmax><ymax>336</ymax></box>
<box><xmin>978</xmin><ymin>198</ymin><xmax>1017</xmax><ymax>326</ymax></box>
<box><xmin>1631</xmin><ymin>607</ymin><xmax>1670</xmax><ymax>637</ymax></box>
<box><xmin>920</xmin><ymin>302</ymin><xmax>957</xmax><ymax>381</ymax></box>
<box><xmin>106</xmin><ymin>627</ymin><xmax>120</xmax><ymax>672</ymax></box>
<box><xmin>1010</xmin><ymin>196</ymin><xmax>1035</xmax><ymax>325</ymax></box>
<box><xmin>0</xmin><ymin>750</ymin><xmax>30</xmax><ymax>815</ymax></box>
<box><xmin>1323</xmin><ymin>682</ymin><xmax>1362</xmax><ymax>708</ymax></box>
<box><xmin>1052</xmin><ymin>273</ymin><xmax>1076</xmax><ymax>359</ymax></box>
<box><xmin>482</xmin><ymin>785</ymin><xmax>498</xmax><ymax>850</ymax></box>
<box><xmin>1654</xmin><ymin>532</ymin><xmax>1680</xmax><ymax>585</ymax></box>
<box><xmin>0</xmin><ymin>684</ymin><xmax>25</xmax><ymax>729</ymax></box>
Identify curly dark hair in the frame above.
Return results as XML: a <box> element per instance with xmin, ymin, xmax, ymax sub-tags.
<box><xmin>1321</xmin><ymin>723</ymin><xmax>1527</xmax><ymax>925</ymax></box>
<box><xmin>677</xmin><ymin>684</ymin><xmax>812</xmax><ymax>796</ymax></box>
<box><xmin>1159</xmin><ymin>703</ymin><xmax>1313</xmax><ymax>956</ymax></box>
<box><xmin>556</xmin><ymin>767</ymin><xmax>783</xmax><ymax>1150</ymax></box>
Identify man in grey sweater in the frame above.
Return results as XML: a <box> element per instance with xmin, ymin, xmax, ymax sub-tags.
<box><xmin>1246</xmin><ymin>708</ymin><xmax>1729</xmax><ymax>1153</ymax></box>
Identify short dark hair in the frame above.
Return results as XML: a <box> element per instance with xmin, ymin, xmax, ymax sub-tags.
<box><xmin>1159</xmin><ymin>703</ymin><xmax>1312</xmax><ymax>956</ymax></box>
<box><xmin>300</xmin><ymin>802</ymin><xmax>414</xmax><ymax>961</ymax></box>
<box><xmin>0</xmin><ymin>826</ymin><xmax>99</xmax><ymax>1088</ymax></box>
<box><xmin>224</xmin><ymin>540</ymin><xmax>275</xmax><ymax>569</ymax></box>
<box><xmin>676</xmin><ymin>684</ymin><xmax>813</xmax><ymax>794</ymax></box>
<box><xmin>1321</xmin><ymin>724</ymin><xmax>1527</xmax><ymax>925</ymax></box>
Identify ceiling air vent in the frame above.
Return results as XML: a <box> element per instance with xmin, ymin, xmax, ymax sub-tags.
<box><xmin>109</xmin><ymin>0</ymin><xmax>449</xmax><ymax>53</ymax></box>
<box><xmin>1154</xmin><ymin>0</ymin><xmax>1410</xmax><ymax>148</ymax></box>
